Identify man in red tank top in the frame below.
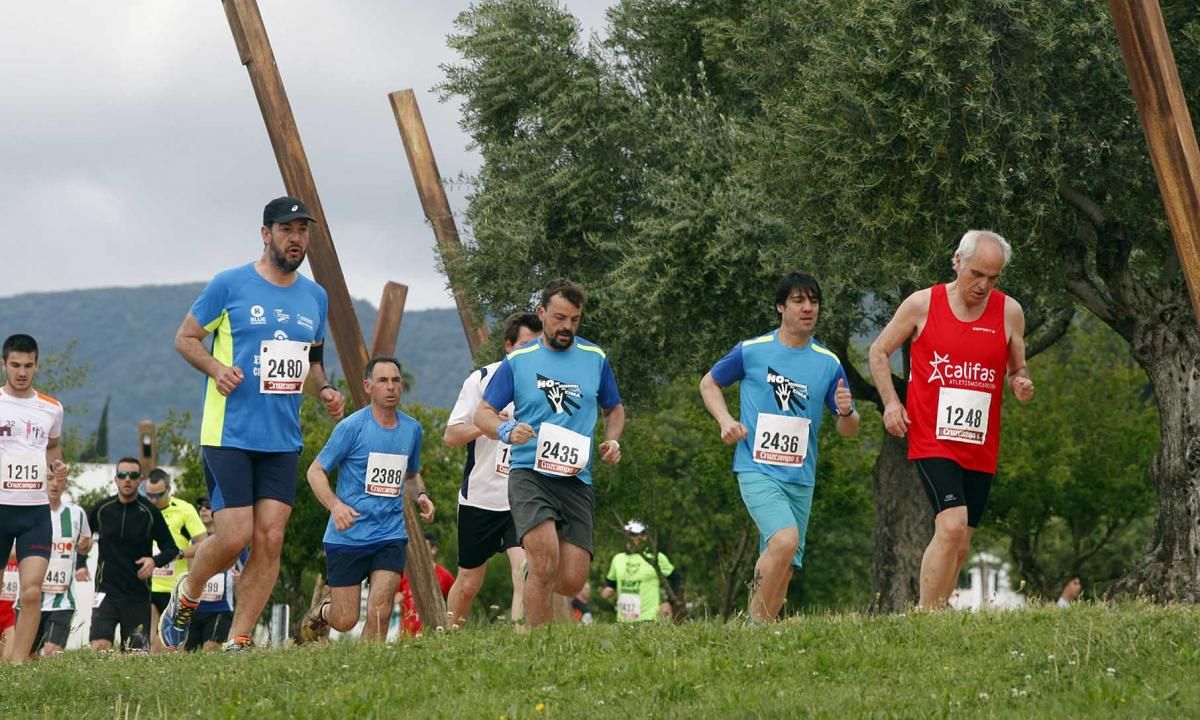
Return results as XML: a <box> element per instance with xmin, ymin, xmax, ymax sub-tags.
<box><xmin>868</xmin><ymin>231</ymin><xmax>1035</xmax><ymax>609</ymax></box>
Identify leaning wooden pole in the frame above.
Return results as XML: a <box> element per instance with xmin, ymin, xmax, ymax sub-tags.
<box><xmin>223</xmin><ymin>0</ymin><xmax>368</xmax><ymax>392</ymax></box>
<box><xmin>369</xmin><ymin>282</ymin><xmax>409</xmax><ymax>359</ymax></box>
<box><xmin>389</xmin><ymin>89</ymin><xmax>490</xmax><ymax>356</ymax></box>
<box><xmin>1109</xmin><ymin>0</ymin><xmax>1200</xmax><ymax>327</ymax></box>
<box><xmin>222</xmin><ymin>0</ymin><xmax>442</xmax><ymax>627</ymax></box>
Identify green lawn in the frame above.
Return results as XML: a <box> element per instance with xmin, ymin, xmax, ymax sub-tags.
<box><xmin>3</xmin><ymin>604</ymin><xmax>1198</xmax><ymax>718</ymax></box>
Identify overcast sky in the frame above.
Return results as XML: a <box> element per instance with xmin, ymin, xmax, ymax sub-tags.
<box><xmin>1</xmin><ymin>1</ymin><xmax>610</xmax><ymax>310</ymax></box>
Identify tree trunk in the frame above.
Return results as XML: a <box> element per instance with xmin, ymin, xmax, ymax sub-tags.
<box><xmin>870</xmin><ymin>432</ymin><xmax>932</xmax><ymax>612</ymax></box>
<box><xmin>1109</xmin><ymin>322</ymin><xmax>1200</xmax><ymax>600</ymax></box>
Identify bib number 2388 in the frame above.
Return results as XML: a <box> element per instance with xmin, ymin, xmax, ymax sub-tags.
<box><xmin>260</xmin><ymin>340</ymin><xmax>310</xmax><ymax>394</ymax></box>
<box><xmin>365</xmin><ymin>453</ymin><xmax>408</xmax><ymax>497</ymax></box>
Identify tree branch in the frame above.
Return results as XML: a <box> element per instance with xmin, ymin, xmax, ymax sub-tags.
<box><xmin>1058</xmin><ymin>183</ymin><xmax>1106</xmax><ymax>227</ymax></box>
<box><xmin>1025</xmin><ymin>304</ymin><xmax>1074</xmax><ymax>359</ymax></box>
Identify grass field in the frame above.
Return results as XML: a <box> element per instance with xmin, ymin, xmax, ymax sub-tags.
<box><xmin>2</xmin><ymin>604</ymin><xmax>1198</xmax><ymax>719</ymax></box>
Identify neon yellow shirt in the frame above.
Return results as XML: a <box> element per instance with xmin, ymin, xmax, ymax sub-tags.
<box><xmin>605</xmin><ymin>552</ymin><xmax>673</xmax><ymax>622</ymax></box>
<box><xmin>150</xmin><ymin>497</ymin><xmax>206</xmax><ymax>594</ymax></box>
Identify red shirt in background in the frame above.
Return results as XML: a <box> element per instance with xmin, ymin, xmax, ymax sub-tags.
<box><xmin>398</xmin><ymin>564</ymin><xmax>454</xmax><ymax>635</ymax></box>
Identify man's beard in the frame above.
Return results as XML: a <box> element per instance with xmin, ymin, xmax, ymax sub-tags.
<box><xmin>269</xmin><ymin>242</ymin><xmax>305</xmax><ymax>273</ymax></box>
<box><xmin>545</xmin><ymin>329</ymin><xmax>574</xmax><ymax>350</ymax></box>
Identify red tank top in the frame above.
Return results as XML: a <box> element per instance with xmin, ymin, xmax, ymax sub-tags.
<box><xmin>906</xmin><ymin>284</ymin><xmax>1008</xmax><ymax>473</ymax></box>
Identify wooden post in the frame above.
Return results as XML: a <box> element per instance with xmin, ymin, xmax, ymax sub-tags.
<box><xmin>1109</xmin><ymin>0</ymin><xmax>1200</xmax><ymax>326</ymax></box>
<box><xmin>136</xmin><ymin>420</ymin><xmax>157</xmax><ymax>474</ymax></box>
<box><xmin>223</xmin><ymin>0</ymin><xmax>368</xmax><ymax>399</ymax></box>
<box><xmin>369</xmin><ymin>282</ymin><xmax>408</xmax><ymax>359</ymax></box>
<box><xmin>222</xmin><ymin>0</ymin><xmax>443</xmax><ymax>622</ymax></box>
<box><xmin>389</xmin><ymin>89</ymin><xmax>490</xmax><ymax>356</ymax></box>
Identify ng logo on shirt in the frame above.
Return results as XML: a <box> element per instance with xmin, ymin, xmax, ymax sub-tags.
<box><xmin>537</xmin><ymin>374</ymin><xmax>582</xmax><ymax>415</ymax></box>
<box><xmin>766</xmin><ymin>367</ymin><xmax>808</xmax><ymax>413</ymax></box>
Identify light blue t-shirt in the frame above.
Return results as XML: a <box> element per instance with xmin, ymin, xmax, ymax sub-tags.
<box><xmin>190</xmin><ymin>262</ymin><xmax>328</xmax><ymax>452</ymax></box>
<box><xmin>710</xmin><ymin>330</ymin><xmax>851</xmax><ymax>486</ymax></box>
<box><xmin>482</xmin><ymin>336</ymin><xmax>621</xmax><ymax>485</ymax></box>
<box><xmin>315</xmin><ymin>407</ymin><xmax>423</xmax><ymax>546</ymax></box>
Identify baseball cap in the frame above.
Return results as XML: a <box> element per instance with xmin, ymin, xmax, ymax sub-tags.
<box><xmin>263</xmin><ymin>196</ymin><xmax>315</xmax><ymax>225</ymax></box>
<box><xmin>623</xmin><ymin>520</ymin><xmax>647</xmax><ymax>535</ymax></box>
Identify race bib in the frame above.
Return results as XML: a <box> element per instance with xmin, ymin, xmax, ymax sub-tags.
<box><xmin>200</xmin><ymin>573</ymin><xmax>226</xmax><ymax>602</ymax></box>
<box><xmin>152</xmin><ymin>560</ymin><xmax>177</xmax><ymax>579</ymax></box>
<box><xmin>1</xmin><ymin>568</ymin><xmax>18</xmax><ymax>602</ymax></box>
<box><xmin>495</xmin><ymin>442</ymin><xmax>512</xmax><ymax>477</ymax></box>
<box><xmin>752</xmin><ymin>414</ymin><xmax>810</xmax><ymax>467</ymax></box>
<box><xmin>616</xmin><ymin>593</ymin><xmax>641</xmax><ymax>621</ymax></box>
<box><xmin>1</xmin><ymin>451</ymin><xmax>45</xmax><ymax>494</ymax></box>
<box><xmin>935</xmin><ymin>387</ymin><xmax>991</xmax><ymax>445</ymax></box>
<box><xmin>364</xmin><ymin>452</ymin><xmax>408</xmax><ymax>497</ymax></box>
<box><xmin>259</xmin><ymin>339</ymin><xmax>310</xmax><ymax>394</ymax></box>
<box><xmin>534</xmin><ymin>423</ymin><xmax>590</xmax><ymax>477</ymax></box>
<box><xmin>43</xmin><ymin>557</ymin><xmax>73</xmax><ymax>594</ymax></box>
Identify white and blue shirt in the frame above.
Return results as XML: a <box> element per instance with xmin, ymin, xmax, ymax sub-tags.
<box><xmin>482</xmin><ymin>336</ymin><xmax>621</xmax><ymax>485</ymax></box>
<box><xmin>316</xmin><ymin>407</ymin><xmax>423</xmax><ymax>547</ymax></box>
<box><xmin>710</xmin><ymin>330</ymin><xmax>850</xmax><ymax>486</ymax></box>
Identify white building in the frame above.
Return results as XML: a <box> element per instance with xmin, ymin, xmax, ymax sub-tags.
<box><xmin>948</xmin><ymin>551</ymin><xmax>1025</xmax><ymax>610</ymax></box>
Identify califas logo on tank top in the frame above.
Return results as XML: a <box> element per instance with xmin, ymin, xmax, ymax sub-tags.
<box><xmin>766</xmin><ymin>367</ymin><xmax>808</xmax><ymax>413</ymax></box>
<box><xmin>536</xmin><ymin>374</ymin><xmax>582</xmax><ymax>415</ymax></box>
<box><xmin>927</xmin><ymin>352</ymin><xmax>997</xmax><ymax>388</ymax></box>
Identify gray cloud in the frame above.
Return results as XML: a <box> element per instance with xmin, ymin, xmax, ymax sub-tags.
<box><xmin>1</xmin><ymin>1</ymin><xmax>610</xmax><ymax>310</ymax></box>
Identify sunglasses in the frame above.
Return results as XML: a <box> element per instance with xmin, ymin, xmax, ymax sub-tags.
<box><xmin>115</xmin><ymin>470</ymin><xmax>142</xmax><ymax>480</ymax></box>
<box><xmin>145</xmin><ymin>490</ymin><xmax>167</xmax><ymax>499</ymax></box>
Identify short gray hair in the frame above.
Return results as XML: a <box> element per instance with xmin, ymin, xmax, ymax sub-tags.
<box><xmin>955</xmin><ymin>230</ymin><xmax>1012</xmax><ymax>270</ymax></box>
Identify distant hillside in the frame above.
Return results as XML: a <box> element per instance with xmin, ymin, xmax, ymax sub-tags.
<box><xmin>0</xmin><ymin>284</ymin><xmax>473</xmax><ymax>457</ymax></box>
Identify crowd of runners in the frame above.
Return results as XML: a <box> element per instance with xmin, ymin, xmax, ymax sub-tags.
<box><xmin>0</xmin><ymin>196</ymin><xmax>1033</xmax><ymax>662</ymax></box>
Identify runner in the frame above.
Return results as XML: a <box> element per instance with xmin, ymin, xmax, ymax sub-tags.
<box><xmin>474</xmin><ymin>279</ymin><xmax>625</xmax><ymax>627</ymax></box>
<box><xmin>88</xmin><ymin>458</ymin><xmax>178</xmax><ymax>652</ymax></box>
<box><xmin>444</xmin><ymin>311</ymin><xmax>541</xmax><ymax>626</ymax></box>
<box><xmin>144</xmin><ymin>469</ymin><xmax>207</xmax><ymax>654</ymax></box>
<box><xmin>0</xmin><ymin>334</ymin><xmax>69</xmax><ymax>663</ymax></box>
<box><xmin>868</xmin><ymin>230</ymin><xmax>1033</xmax><ymax>609</ymax></box>
<box><xmin>186</xmin><ymin>548</ymin><xmax>248</xmax><ymax>652</ymax></box>
<box><xmin>161</xmin><ymin>196</ymin><xmax>345</xmax><ymax>651</ymax></box>
<box><xmin>35</xmin><ymin>469</ymin><xmax>92</xmax><ymax>656</ymax></box>
<box><xmin>299</xmin><ymin>357</ymin><xmax>433</xmax><ymax>643</ymax></box>
<box><xmin>600</xmin><ymin>521</ymin><xmax>680</xmax><ymax>623</ymax></box>
<box><xmin>184</xmin><ymin>496</ymin><xmax>243</xmax><ymax>651</ymax></box>
<box><xmin>700</xmin><ymin>272</ymin><xmax>858</xmax><ymax>622</ymax></box>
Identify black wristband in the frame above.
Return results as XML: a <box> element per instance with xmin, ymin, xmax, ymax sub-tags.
<box><xmin>320</xmin><ymin>384</ymin><xmax>337</xmax><ymax>394</ymax></box>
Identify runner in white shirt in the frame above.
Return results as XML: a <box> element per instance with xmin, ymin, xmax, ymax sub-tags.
<box><xmin>444</xmin><ymin>312</ymin><xmax>541</xmax><ymax>626</ymax></box>
<box><xmin>36</xmin><ymin>471</ymin><xmax>92</xmax><ymax>656</ymax></box>
<box><xmin>0</xmin><ymin>334</ymin><xmax>69</xmax><ymax>664</ymax></box>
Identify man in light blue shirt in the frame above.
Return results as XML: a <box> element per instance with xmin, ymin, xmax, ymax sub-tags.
<box><xmin>700</xmin><ymin>272</ymin><xmax>859</xmax><ymax>622</ymax></box>
<box><xmin>300</xmin><ymin>356</ymin><xmax>434</xmax><ymax>642</ymax></box>
<box><xmin>475</xmin><ymin>279</ymin><xmax>625</xmax><ymax>627</ymax></box>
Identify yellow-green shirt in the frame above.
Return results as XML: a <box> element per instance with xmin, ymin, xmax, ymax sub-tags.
<box><xmin>150</xmin><ymin>497</ymin><xmax>206</xmax><ymax>594</ymax></box>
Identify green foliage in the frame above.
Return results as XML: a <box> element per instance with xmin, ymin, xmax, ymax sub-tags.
<box><xmin>6</xmin><ymin>606</ymin><xmax>1200</xmax><ymax>717</ymax></box>
<box><xmin>986</xmin><ymin>317</ymin><xmax>1158</xmax><ymax>598</ymax></box>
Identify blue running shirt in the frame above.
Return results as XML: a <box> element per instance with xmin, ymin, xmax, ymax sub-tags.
<box><xmin>710</xmin><ymin>331</ymin><xmax>851</xmax><ymax>486</ymax></box>
<box><xmin>482</xmin><ymin>337</ymin><xmax>621</xmax><ymax>486</ymax></box>
<box><xmin>315</xmin><ymin>407</ymin><xmax>423</xmax><ymax>547</ymax></box>
<box><xmin>190</xmin><ymin>263</ymin><xmax>328</xmax><ymax>452</ymax></box>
